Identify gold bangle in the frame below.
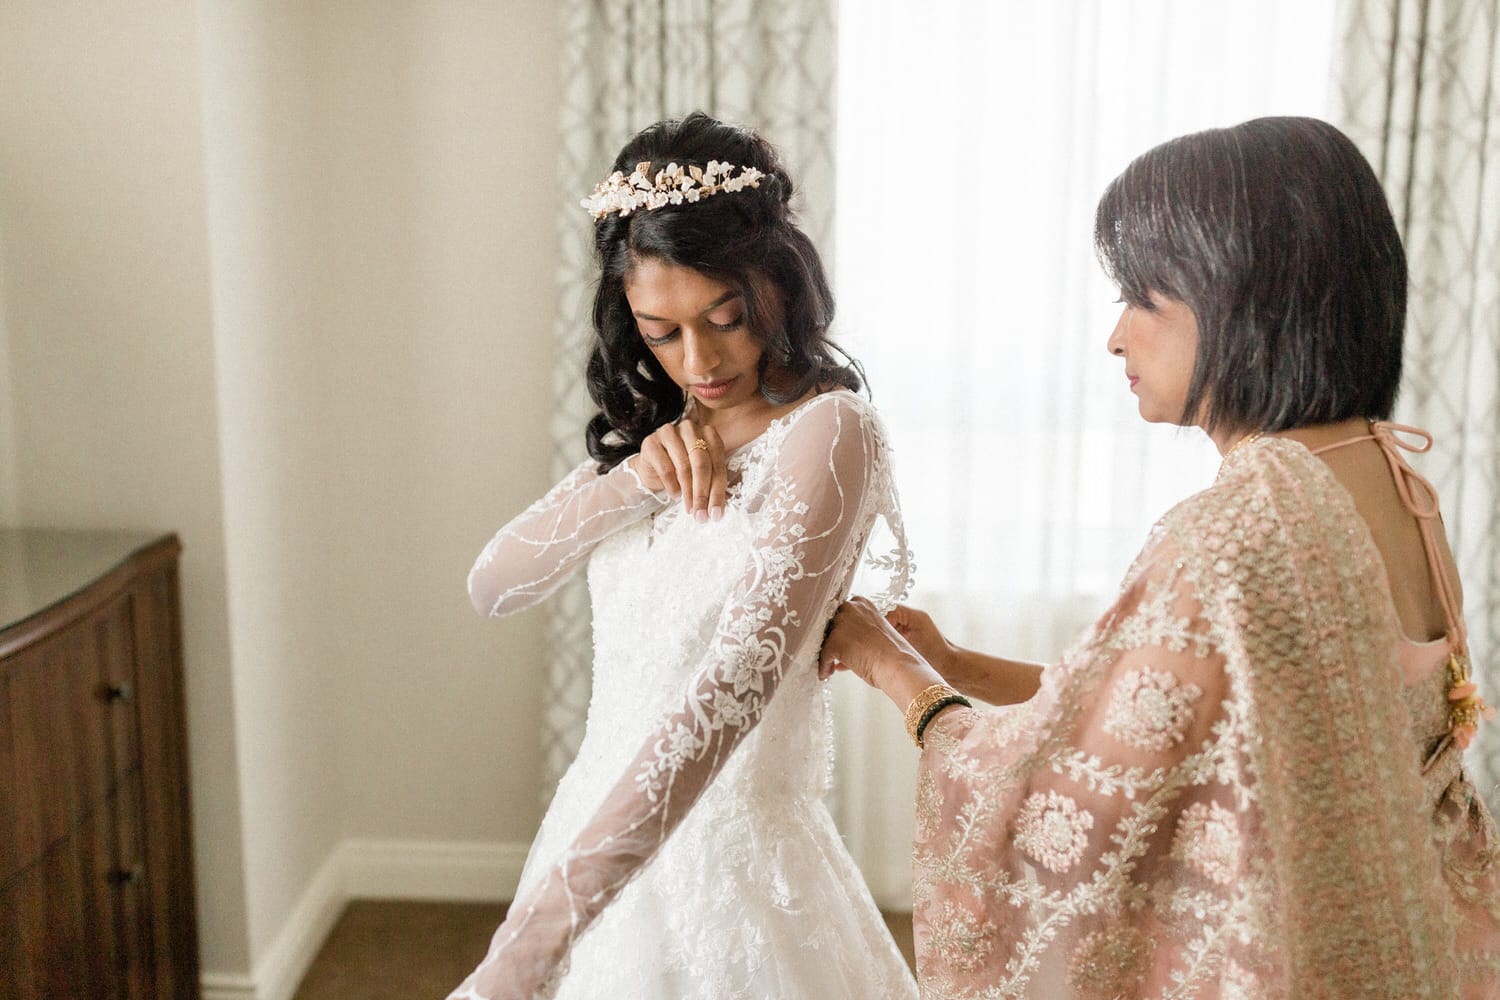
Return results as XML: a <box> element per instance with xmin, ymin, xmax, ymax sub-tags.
<box><xmin>915</xmin><ymin>696</ymin><xmax>969</xmax><ymax>747</ymax></box>
<box><xmin>904</xmin><ymin>683</ymin><xmax>960</xmax><ymax>747</ymax></box>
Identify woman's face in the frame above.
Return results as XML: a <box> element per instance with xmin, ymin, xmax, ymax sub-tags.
<box><xmin>1106</xmin><ymin>292</ymin><xmax>1200</xmax><ymax>426</ymax></box>
<box><xmin>624</xmin><ymin>258</ymin><xmax>767</xmax><ymax>418</ymax></box>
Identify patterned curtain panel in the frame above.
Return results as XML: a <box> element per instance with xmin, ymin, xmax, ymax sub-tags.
<box><xmin>542</xmin><ymin>0</ymin><xmax>838</xmax><ymax>796</ymax></box>
<box><xmin>1334</xmin><ymin>0</ymin><xmax>1500</xmax><ymax>803</ymax></box>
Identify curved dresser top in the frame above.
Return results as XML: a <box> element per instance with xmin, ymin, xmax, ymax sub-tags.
<box><xmin>0</xmin><ymin>528</ymin><xmax>180</xmax><ymax>658</ymax></box>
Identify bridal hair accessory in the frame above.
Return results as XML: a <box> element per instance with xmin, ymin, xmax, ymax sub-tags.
<box><xmin>582</xmin><ymin>160</ymin><xmax>765</xmax><ymax>220</ymax></box>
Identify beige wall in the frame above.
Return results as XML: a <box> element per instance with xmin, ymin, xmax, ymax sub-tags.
<box><xmin>300</xmin><ymin>2</ymin><xmax>557</xmax><ymax>848</ymax></box>
<box><xmin>0</xmin><ymin>0</ymin><xmax>559</xmax><ymax>987</ymax></box>
<box><xmin>0</xmin><ymin>0</ymin><xmax>254</xmax><ymax>973</ymax></box>
<box><xmin>196</xmin><ymin>1</ymin><xmax>341</xmax><ymax>969</ymax></box>
<box><xmin>0</xmin><ymin>243</ymin><xmax>17</xmax><ymax>524</ymax></box>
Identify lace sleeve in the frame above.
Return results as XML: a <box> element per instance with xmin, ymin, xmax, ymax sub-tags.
<box><xmin>449</xmin><ymin>394</ymin><xmax>898</xmax><ymax>1000</ymax></box>
<box><xmin>467</xmin><ymin>458</ymin><xmax>668</xmax><ymax>617</ymax></box>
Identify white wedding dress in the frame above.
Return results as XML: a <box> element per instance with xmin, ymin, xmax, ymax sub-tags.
<box><xmin>452</xmin><ymin>390</ymin><xmax>919</xmax><ymax>1000</ymax></box>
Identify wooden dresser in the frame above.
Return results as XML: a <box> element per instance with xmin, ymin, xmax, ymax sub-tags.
<box><xmin>0</xmin><ymin>530</ymin><xmax>200</xmax><ymax>999</ymax></box>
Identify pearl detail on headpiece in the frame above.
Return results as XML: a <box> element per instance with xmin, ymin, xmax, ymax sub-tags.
<box><xmin>581</xmin><ymin>159</ymin><xmax>765</xmax><ymax>220</ymax></box>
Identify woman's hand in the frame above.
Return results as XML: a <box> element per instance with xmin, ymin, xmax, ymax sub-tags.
<box><xmin>883</xmin><ymin>604</ymin><xmax>956</xmax><ymax>678</ymax></box>
<box><xmin>818</xmin><ymin>602</ymin><xmax>953</xmax><ymax>682</ymax></box>
<box><xmin>630</xmin><ymin>417</ymin><xmax>729</xmax><ymax>522</ymax></box>
<box><xmin>818</xmin><ymin>597</ymin><xmax>944</xmax><ymax>708</ymax></box>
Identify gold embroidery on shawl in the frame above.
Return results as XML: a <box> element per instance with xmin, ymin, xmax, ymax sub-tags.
<box><xmin>1067</xmin><ymin>925</ymin><xmax>1154</xmax><ymax>996</ymax></box>
<box><xmin>1012</xmin><ymin>790</ymin><xmax>1095</xmax><ymax>873</ymax></box>
<box><xmin>1103</xmin><ymin>667</ymin><xmax>1203</xmax><ymax>752</ymax></box>
<box><xmin>1170</xmin><ymin>800</ymin><xmax>1240</xmax><ymax>885</ymax></box>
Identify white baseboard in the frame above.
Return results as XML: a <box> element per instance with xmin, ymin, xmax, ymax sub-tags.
<box><xmin>200</xmin><ymin>972</ymin><xmax>258</xmax><ymax>1000</ymax></box>
<box><xmin>340</xmin><ymin>837</ymin><xmax>529</xmax><ymax>901</ymax></box>
<box><xmin>199</xmin><ymin>838</ymin><xmax>529</xmax><ymax>1000</ymax></box>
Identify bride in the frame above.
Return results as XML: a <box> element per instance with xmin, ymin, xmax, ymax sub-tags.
<box><xmin>449</xmin><ymin>113</ymin><xmax>919</xmax><ymax>1000</ymax></box>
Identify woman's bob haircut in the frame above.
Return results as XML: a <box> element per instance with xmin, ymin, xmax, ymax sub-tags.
<box><xmin>1094</xmin><ymin>116</ymin><xmax>1407</xmax><ymax>436</ymax></box>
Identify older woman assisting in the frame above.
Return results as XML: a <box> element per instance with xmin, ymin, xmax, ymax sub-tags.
<box><xmin>822</xmin><ymin>117</ymin><xmax>1500</xmax><ymax>998</ymax></box>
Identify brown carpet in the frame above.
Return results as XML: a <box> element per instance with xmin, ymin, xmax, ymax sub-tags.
<box><xmin>291</xmin><ymin>900</ymin><xmax>916</xmax><ymax>999</ymax></box>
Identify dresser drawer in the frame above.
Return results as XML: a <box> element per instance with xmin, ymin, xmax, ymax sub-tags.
<box><xmin>1</xmin><ymin>595</ymin><xmax>148</xmax><ymax>874</ymax></box>
<box><xmin>0</xmin><ymin>530</ymin><xmax>197</xmax><ymax>1000</ymax></box>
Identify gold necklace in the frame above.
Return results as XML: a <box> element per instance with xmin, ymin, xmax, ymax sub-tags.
<box><xmin>1222</xmin><ymin>430</ymin><xmax>1264</xmax><ymax>462</ymax></box>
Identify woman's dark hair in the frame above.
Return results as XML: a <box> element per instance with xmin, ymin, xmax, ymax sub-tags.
<box><xmin>584</xmin><ymin>112</ymin><xmax>861</xmax><ymax>470</ymax></box>
<box><xmin>1094</xmin><ymin>116</ymin><xmax>1406</xmax><ymax>436</ymax></box>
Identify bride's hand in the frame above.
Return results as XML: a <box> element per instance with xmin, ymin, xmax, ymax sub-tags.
<box><xmin>631</xmin><ymin>417</ymin><xmax>729</xmax><ymax>522</ymax></box>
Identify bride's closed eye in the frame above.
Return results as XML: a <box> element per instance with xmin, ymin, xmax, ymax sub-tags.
<box><xmin>642</xmin><ymin>328</ymin><xmax>679</xmax><ymax>347</ymax></box>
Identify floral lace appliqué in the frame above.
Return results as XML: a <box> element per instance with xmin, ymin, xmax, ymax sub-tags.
<box><xmin>1013</xmin><ymin>790</ymin><xmax>1094</xmax><ymax>873</ymax></box>
<box><xmin>1171</xmin><ymin>800</ymin><xmax>1241</xmax><ymax>885</ymax></box>
<box><xmin>1102</xmin><ymin>667</ymin><xmax>1203</xmax><ymax>752</ymax></box>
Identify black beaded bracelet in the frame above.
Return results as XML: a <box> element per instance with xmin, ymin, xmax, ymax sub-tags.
<box><xmin>915</xmin><ymin>694</ymin><xmax>971</xmax><ymax>748</ymax></box>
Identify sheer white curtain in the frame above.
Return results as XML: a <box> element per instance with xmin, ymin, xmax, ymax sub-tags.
<box><xmin>830</xmin><ymin>0</ymin><xmax>1338</xmax><ymax>907</ymax></box>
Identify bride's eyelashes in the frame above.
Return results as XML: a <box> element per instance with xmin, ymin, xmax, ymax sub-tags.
<box><xmin>641</xmin><ymin>315</ymin><xmax>746</xmax><ymax>347</ymax></box>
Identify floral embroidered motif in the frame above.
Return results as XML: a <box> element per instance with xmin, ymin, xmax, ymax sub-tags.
<box><xmin>1067</xmin><ymin>926</ymin><xmax>1154</xmax><ymax>997</ymax></box>
<box><xmin>1220</xmin><ymin>959</ymin><xmax>1261</xmax><ymax>1000</ymax></box>
<box><xmin>1102</xmin><ymin>667</ymin><xmax>1203</xmax><ymax>752</ymax></box>
<box><xmin>1171</xmin><ymin>800</ymin><xmax>1241</xmax><ymax>885</ymax></box>
<box><xmin>1013</xmin><ymin>790</ymin><xmax>1094</xmax><ymax>873</ymax></box>
<box><xmin>927</xmin><ymin>899</ymin><xmax>997</xmax><ymax>973</ymax></box>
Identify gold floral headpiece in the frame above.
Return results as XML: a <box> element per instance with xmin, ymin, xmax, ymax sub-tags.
<box><xmin>581</xmin><ymin>159</ymin><xmax>765</xmax><ymax>220</ymax></box>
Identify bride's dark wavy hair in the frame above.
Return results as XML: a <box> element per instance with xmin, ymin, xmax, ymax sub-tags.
<box><xmin>584</xmin><ymin>112</ymin><xmax>862</xmax><ymax>471</ymax></box>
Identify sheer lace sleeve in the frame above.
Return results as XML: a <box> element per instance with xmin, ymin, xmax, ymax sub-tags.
<box><xmin>467</xmin><ymin>458</ymin><xmax>668</xmax><ymax>618</ymax></box>
<box><xmin>912</xmin><ymin>439</ymin><xmax>1458</xmax><ymax>998</ymax></box>
<box><xmin>449</xmin><ymin>393</ymin><xmax>904</xmax><ymax>1000</ymax></box>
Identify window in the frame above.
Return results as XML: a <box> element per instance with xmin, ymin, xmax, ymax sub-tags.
<box><xmin>835</xmin><ymin>0</ymin><xmax>1339</xmax><ymax>657</ymax></box>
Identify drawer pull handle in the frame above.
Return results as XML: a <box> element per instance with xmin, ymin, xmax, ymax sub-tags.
<box><xmin>109</xmin><ymin>863</ymin><xmax>145</xmax><ymax>886</ymax></box>
<box><xmin>104</xmin><ymin>681</ymin><xmax>134</xmax><ymax>704</ymax></box>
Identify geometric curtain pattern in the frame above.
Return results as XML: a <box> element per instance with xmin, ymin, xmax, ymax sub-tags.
<box><xmin>543</xmin><ymin>0</ymin><xmax>838</xmax><ymax>798</ymax></box>
<box><xmin>1334</xmin><ymin>0</ymin><xmax>1500</xmax><ymax>806</ymax></box>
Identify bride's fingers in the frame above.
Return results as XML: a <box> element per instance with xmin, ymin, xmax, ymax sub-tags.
<box><xmin>677</xmin><ymin>420</ymin><xmax>715</xmax><ymax>519</ymax></box>
<box><xmin>656</xmin><ymin>424</ymin><xmax>694</xmax><ymax>502</ymax></box>
<box><xmin>702</xmin><ymin>424</ymin><xmax>729</xmax><ymax>521</ymax></box>
<box><xmin>637</xmin><ymin>435</ymin><xmax>677</xmax><ymax>496</ymax></box>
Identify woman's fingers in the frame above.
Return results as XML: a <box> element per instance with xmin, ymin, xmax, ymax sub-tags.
<box><xmin>672</xmin><ymin>419</ymin><xmax>729</xmax><ymax>521</ymax></box>
<box><xmin>640</xmin><ymin>417</ymin><xmax>729</xmax><ymax>522</ymax></box>
<box><xmin>819</xmin><ymin>597</ymin><xmax>889</xmax><ymax>687</ymax></box>
<box><xmin>703</xmin><ymin>424</ymin><xmax>729</xmax><ymax>520</ymax></box>
<box><xmin>677</xmin><ymin>421</ymin><xmax>714</xmax><ymax>520</ymax></box>
<box><xmin>638</xmin><ymin>432</ymin><xmax>681</xmax><ymax>497</ymax></box>
<box><xmin>660</xmin><ymin>424</ymin><xmax>696</xmax><ymax>504</ymax></box>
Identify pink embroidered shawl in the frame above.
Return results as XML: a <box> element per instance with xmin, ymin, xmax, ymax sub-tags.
<box><xmin>914</xmin><ymin>436</ymin><xmax>1499</xmax><ymax>998</ymax></box>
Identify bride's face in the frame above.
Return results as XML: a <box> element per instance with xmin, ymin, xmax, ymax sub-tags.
<box><xmin>624</xmin><ymin>258</ymin><xmax>767</xmax><ymax>417</ymax></box>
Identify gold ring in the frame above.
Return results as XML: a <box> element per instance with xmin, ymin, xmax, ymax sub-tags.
<box><xmin>690</xmin><ymin>439</ymin><xmax>709</xmax><ymax>452</ymax></box>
